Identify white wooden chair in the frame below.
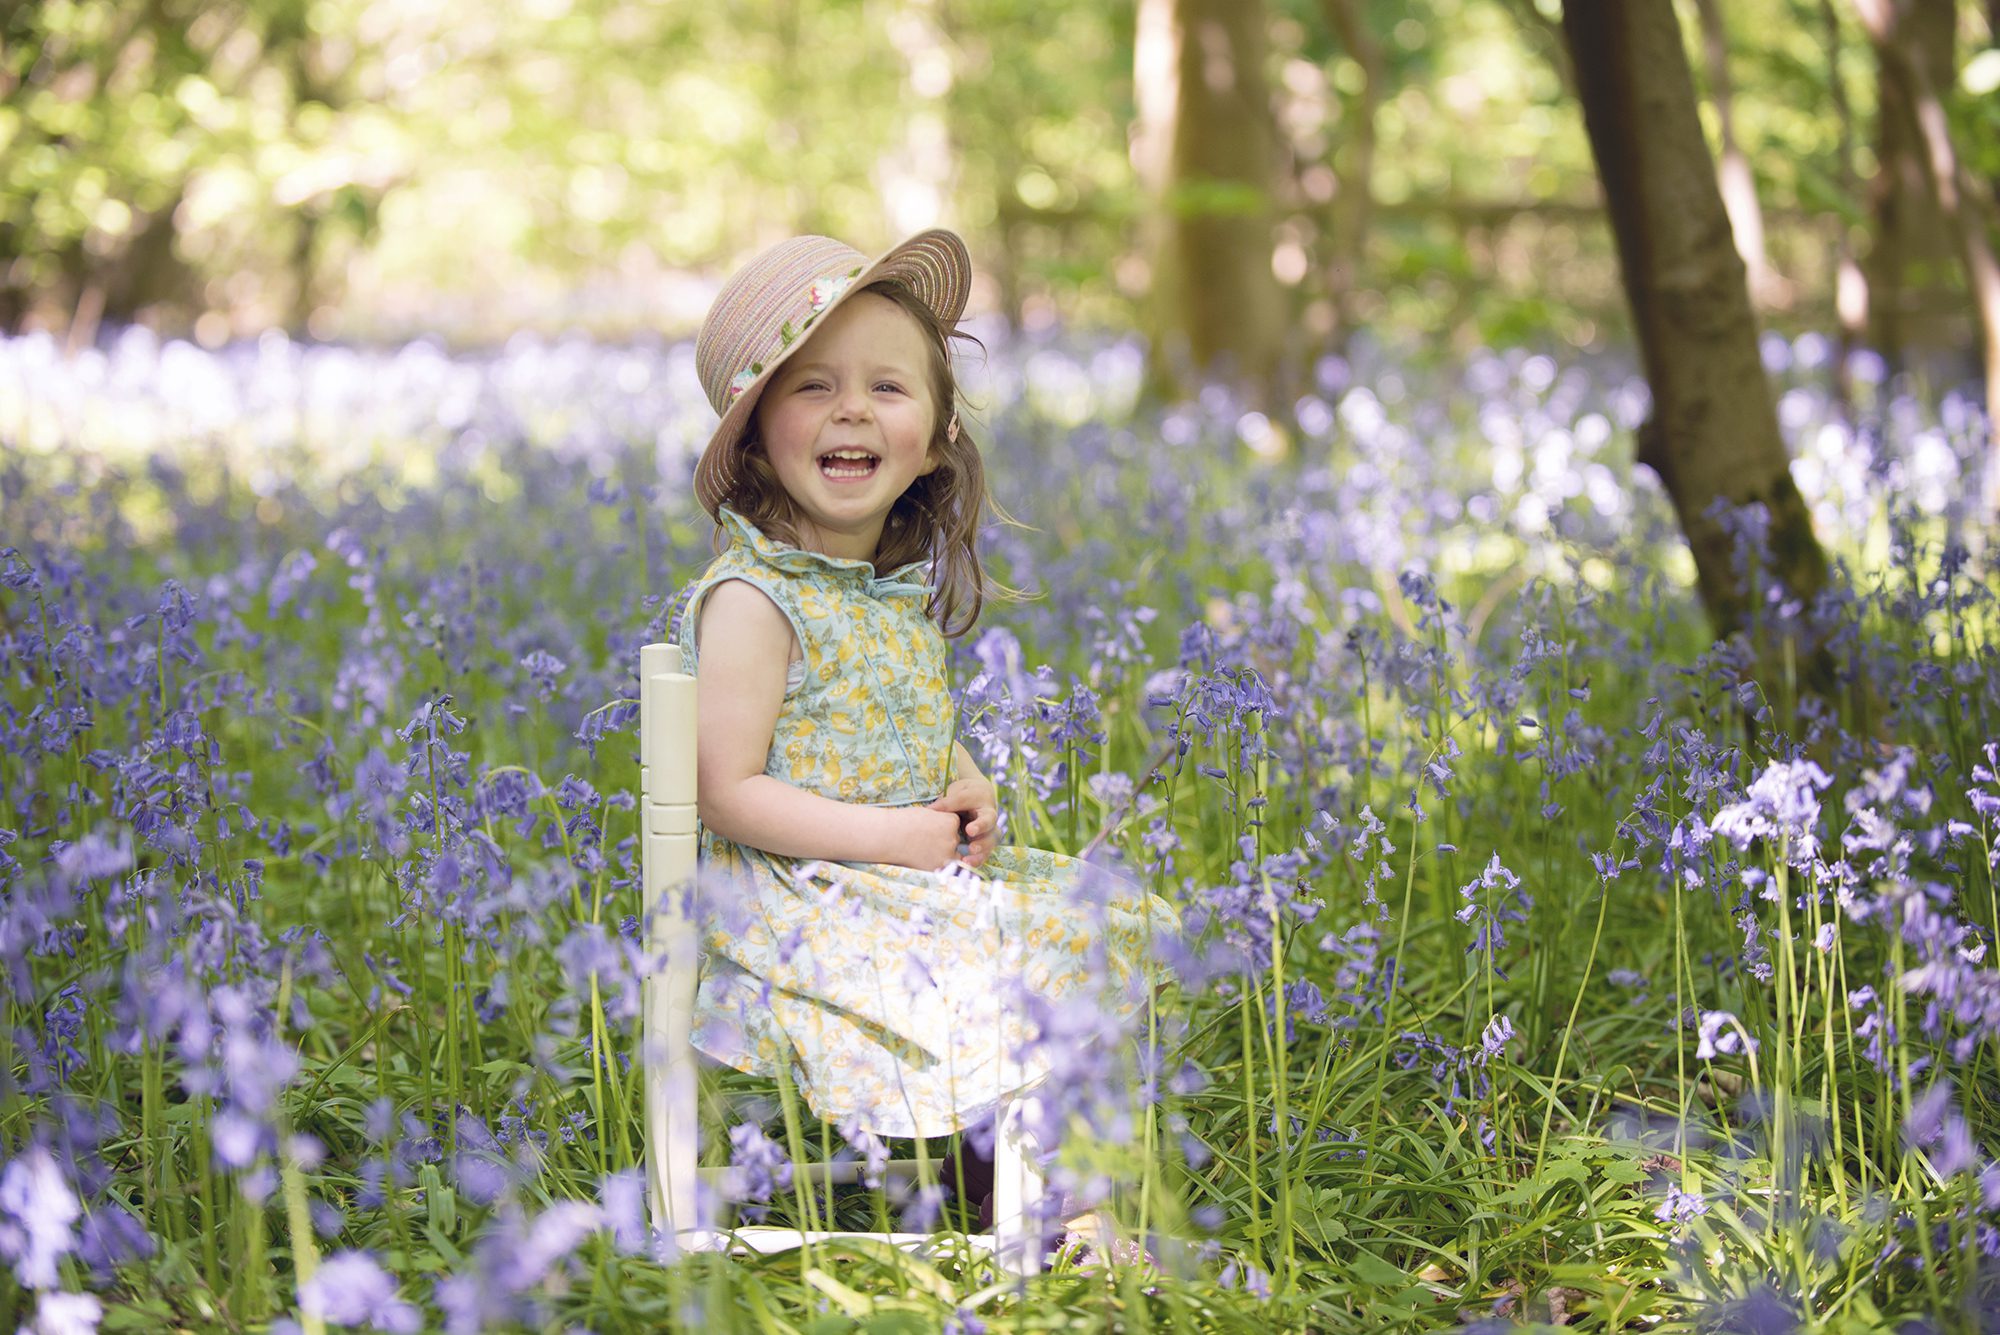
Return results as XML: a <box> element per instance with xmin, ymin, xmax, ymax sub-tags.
<box><xmin>638</xmin><ymin>641</ymin><xmax>1048</xmax><ymax>1273</ymax></box>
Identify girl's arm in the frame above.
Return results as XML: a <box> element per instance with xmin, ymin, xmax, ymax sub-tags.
<box><xmin>694</xmin><ymin>580</ymin><xmax>961</xmax><ymax>869</ymax></box>
<box><xmin>950</xmin><ymin>742</ymin><xmax>987</xmax><ymax>786</ymax></box>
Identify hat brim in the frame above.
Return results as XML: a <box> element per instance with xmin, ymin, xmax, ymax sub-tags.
<box><xmin>693</xmin><ymin>228</ymin><xmax>972</xmax><ymax>519</ymax></box>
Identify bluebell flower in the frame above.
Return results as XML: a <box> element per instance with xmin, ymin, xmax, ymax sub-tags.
<box><xmin>943</xmin><ymin>1307</ymin><xmax>987</xmax><ymax>1335</ymax></box>
<box><xmin>301</xmin><ymin>1249</ymin><xmax>422</xmax><ymax>1333</ymax></box>
<box><xmin>1654</xmin><ymin>1184</ymin><xmax>1708</xmax><ymax>1227</ymax></box>
<box><xmin>724</xmin><ymin>1123</ymin><xmax>793</xmax><ymax>1210</ymax></box>
<box><xmin>1695</xmin><ymin>1010</ymin><xmax>1758</xmax><ymax>1061</ymax></box>
<box><xmin>599</xmin><ymin>1169</ymin><xmax>646</xmax><ymax>1253</ymax></box>
<box><xmin>22</xmin><ymin>1287</ymin><xmax>103</xmax><ymax>1335</ymax></box>
<box><xmin>74</xmin><ymin>1199</ymin><xmax>152</xmax><ymax>1277</ymax></box>
<box><xmin>1218</xmin><ymin>1258</ymin><xmax>1271</xmax><ymax>1299</ymax></box>
<box><xmin>0</xmin><ymin>1146</ymin><xmax>79</xmax><ymax>1288</ymax></box>
<box><xmin>836</xmin><ymin>1118</ymin><xmax>890</xmax><ymax>1190</ymax></box>
<box><xmin>1711</xmin><ymin>759</ymin><xmax>1833</xmax><ymax>863</ymax></box>
<box><xmin>1455</xmin><ymin>854</ymin><xmax>1529</xmax><ymax>975</ymax></box>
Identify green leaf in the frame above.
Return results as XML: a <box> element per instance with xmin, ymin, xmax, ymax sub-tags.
<box><xmin>473</xmin><ymin>1059</ymin><xmax>533</xmax><ymax>1081</ymax></box>
<box><xmin>1346</xmin><ymin>1247</ymin><xmax>1407</xmax><ymax>1287</ymax></box>
<box><xmin>101</xmin><ymin>1298</ymin><xmax>178</xmax><ymax>1332</ymax></box>
<box><xmin>1598</xmin><ymin>1158</ymin><xmax>1646</xmax><ymax>1185</ymax></box>
<box><xmin>804</xmin><ymin>1269</ymin><xmax>874</xmax><ymax>1318</ymax></box>
<box><xmin>860</xmin><ymin>1314</ymin><xmax>932</xmax><ymax>1335</ymax></box>
<box><xmin>1497</xmin><ymin>1156</ymin><xmax>1588</xmax><ymax>1204</ymax></box>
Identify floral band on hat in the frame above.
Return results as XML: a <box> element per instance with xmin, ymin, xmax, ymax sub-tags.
<box><xmin>723</xmin><ymin>267</ymin><xmax>864</xmax><ymax>405</ymax></box>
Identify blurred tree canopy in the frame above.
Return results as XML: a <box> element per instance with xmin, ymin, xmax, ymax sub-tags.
<box><xmin>2</xmin><ymin>0</ymin><xmax>1997</xmax><ymax>358</ymax></box>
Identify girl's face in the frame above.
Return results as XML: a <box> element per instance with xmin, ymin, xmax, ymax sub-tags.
<box><xmin>755</xmin><ymin>292</ymin><xmax>939</xmax><ymax>562</ymax></box>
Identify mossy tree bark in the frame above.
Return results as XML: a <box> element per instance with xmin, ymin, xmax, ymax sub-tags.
<box><xmin>1314</xmin><ymin>0</ymin><xmax>1380</xmax><ymax>362</ymax></box>
<box><xmin>1816</xmin><ymin>0</ymin><xmax>1868</xmax><ymax>418</ymax></box>
<box><xmin>1857</xmin><ymin>0</ymin><xmax>1964</xmax><ymax>379</ymax></box>
<box><xmin>1692</xmin><ymin>0</ymin><xmax>1787</xmax><ymax>309</ymax></box>
<box><xmin>1562</xmin><ymin>0</ymin><xmax>1832</xmax><ymax>683</ymax></box>
<box><xmin>1134</xmin><ymin>0</ymin><xmax>1287</xmax><ymax>406</ymax></box>
<box><xmin>1854</xmin><ymin>0</ymin><xmax>2000</xmax><ymax>520</ymax></box>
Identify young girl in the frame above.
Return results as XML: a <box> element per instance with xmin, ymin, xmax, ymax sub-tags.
<box><xmin>671</xmin><ymin>230</ymin><xmax>1177</xmax><ymax>1246</ymax></box>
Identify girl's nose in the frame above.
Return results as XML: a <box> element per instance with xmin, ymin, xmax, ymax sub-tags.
<box><xmin>832</xmin><ymin>384</ymin><xmax>872</xmax><ymax>420</ymax></box>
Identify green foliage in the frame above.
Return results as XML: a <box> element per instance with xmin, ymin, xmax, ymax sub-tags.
<box><xmin>5</xmin><ymin>0</ymin><xmax>1975</xmax><ymax>350</ymax></box>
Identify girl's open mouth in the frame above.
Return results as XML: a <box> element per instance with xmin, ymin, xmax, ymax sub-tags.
<box><xmin>819</xmin><ymin>450</ymin><xmax>880</xmax><ymax>479</ymax></box>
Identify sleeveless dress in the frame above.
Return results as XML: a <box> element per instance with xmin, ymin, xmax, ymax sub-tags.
<box><xmin>673</xmin><ymin>507</ymin><xmax>1180</xmax><ymax>1138</ymax></box>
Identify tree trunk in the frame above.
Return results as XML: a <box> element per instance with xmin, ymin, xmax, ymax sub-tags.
<box><xmin>1562</xmin><ymin>0</ymin><xmax>1831</xmax><ymax>685</ymax></box>
<box><xmin>1990</xmin><ymin>0</ymin><xmax>2000</xmax><ymax>205</ymax></box>
<box><xmin>878</xmin><ymin>0</ymin><xmax>958</xmax><ymax>239</ymax></box>
<box><xmin>1859</xmin><ymin>0</ymin><xmax>1960</xmax><ymax>377</ymax></box>
<box><xmin>1316</xmin><ymin>0</ymin><xmax>1380</xmax><ymax>362</ymax></box>
<box><xmin>1818</xmin><ymin>0</ymin><xmax>1866</xmax><ymax>419</ymax></box>
<box><xmin>1692</xmin><ymin>0</ymin><xmax>1788</xmax><ymax>309</ymax></box>
<box><xmin>1495</xmin><ymin>0</ymin><xmax>1577</xmax><ymax>97</ymax></box>
<box><xmin>1136</xmin><ymin>0</ymin><xmax>1287</xmax><ymax>404</ymax></box>
<box><xmin>1855</xmin><ymin>0</ymin><xmax>2000</xmax><ymax>519</ymax></box>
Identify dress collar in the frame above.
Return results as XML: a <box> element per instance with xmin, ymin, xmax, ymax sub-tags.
<box><xmin>718</xmin><ymin>506</ymin><xmax>935</xmax><ymax>600</ymax></box>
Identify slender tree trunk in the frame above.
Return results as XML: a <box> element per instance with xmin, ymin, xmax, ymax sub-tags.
<box><xmin>879</xmin><ymin>0</ymin><xmax>957</xmax><ymax>237</ymax></box>
<box><xmin>1316</xmin><ymin>0</ymin><xmax>1379</xmax><ymax>361</ymax></box>
<box><xmin>1495</xmin><ymin>0</ymin><xmax>1576</xmax><ymax>96</ymax></box>
<box><xmin>775</xmin><ymin>0</ymin><xmax>826</xmax><ymax>238</ymax></box>
<box><xmin>1859</xmin><ymin>0</ymin><xmax>1960</xmax><ymax>376</ymax></box>
<box><xmin>1692</xmin><ymin>0</ymin><xmax>1788</xmax><ymax>308</ymax></box>
<box><xmin>1133</xmin><ymin>0</ymin><xmax>1182</xmax><ymax>385</ymax></box>
<box><xmin>1562</xmin><ymin>0</ymin><xmax>1831</xmax><ymax>682</ymax></box>
<box><xmin>1136</xmin><ymin>0</ymin><xmax>1287</xmax><ymax>404</ymax></box>
<box><xmin>1989</xmin><ymin>1</ymin><xmax>2000</xmax><ymax>204</ymax></box>
<box><xmin>1819</xmin><ymin>0</ymin><xmax>1866</xmax><ymax>419</ymax></box>
<box><xmin>1855</xmin><ymin>0</ymin><xmax>2000</xmax><ymax>518</ymax></box>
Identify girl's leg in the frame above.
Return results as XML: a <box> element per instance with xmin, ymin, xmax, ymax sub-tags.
<box><xmin>939</xmin><ymin>1115</ymin><xmax>998</xmax><ymax>1230</ymax></box>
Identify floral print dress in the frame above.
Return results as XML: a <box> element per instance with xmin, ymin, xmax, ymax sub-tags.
<box><xmin>673</xmin><ymin>507</ymin><xmax>1178</xmax><ymax>1138</ymax></box>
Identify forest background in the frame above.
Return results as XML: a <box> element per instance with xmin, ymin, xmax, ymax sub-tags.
<box><xmin>7</xmin><ymin>0</ymin><xmax>1998</xmax><ymax>389</ymax></box>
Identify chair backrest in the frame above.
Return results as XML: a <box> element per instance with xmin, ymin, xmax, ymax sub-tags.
<box><xmin>638</xmin><ymin>642</ymin><xmax>700</xmax><ymax>1234</ymax></box>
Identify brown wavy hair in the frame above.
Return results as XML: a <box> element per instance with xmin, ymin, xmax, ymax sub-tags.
<box><xmin>714</xmin><ymin>279</ymin><xmax>1014</xmax><ymax>639</ymax></box>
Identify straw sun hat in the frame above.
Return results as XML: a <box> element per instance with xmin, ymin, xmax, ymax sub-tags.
<box><xmin>692</xmin><ymin>229</ymin><xmax>973</xmax><ymax>518</ymax></box>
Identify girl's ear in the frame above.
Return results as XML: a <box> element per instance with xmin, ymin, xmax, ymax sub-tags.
<box><xmin>919</xmin><ymin>411</ymin><xmax>955</xmax><ymax>475</ymax></box>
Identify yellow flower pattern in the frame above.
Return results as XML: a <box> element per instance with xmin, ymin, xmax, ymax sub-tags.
<box><xmin>673</xmin><ymin>507</ymin><xmax>1180</xmax><ymax>1138</ymax></box>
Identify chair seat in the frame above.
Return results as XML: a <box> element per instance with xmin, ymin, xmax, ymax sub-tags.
<box><xmin>672</xmin><ymin>1226</ymin><xmax>1004</xmax><ymax>1256</ymax></box>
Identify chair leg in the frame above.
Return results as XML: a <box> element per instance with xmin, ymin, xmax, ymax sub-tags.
<box><xmin>989</xmin><ymin>1094</ymin><xmax>1047</xmax><ymax>1276</ymax></box>
<box><xmin>645</xmin><ymin>925</ymin><xmax>702</xmax><ymax>1239</ymax></box>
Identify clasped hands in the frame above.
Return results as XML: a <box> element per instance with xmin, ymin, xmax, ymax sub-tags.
<box><xmin>898</xmin><ymin>776</ymin><xmax>999</xmax><ymax>871</ymax></box>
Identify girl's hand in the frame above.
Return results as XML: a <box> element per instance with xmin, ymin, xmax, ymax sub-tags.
<box><xmin>928</xmin><ymin>778</ymin><xmax>1000</xmax><ymax>868</ymax></box>
<box><xmin>894</xmin><ymin>806</ymin><xmax>967</xmax><ymax>872</ymax></box>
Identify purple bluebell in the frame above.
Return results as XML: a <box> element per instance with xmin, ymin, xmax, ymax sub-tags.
<box><xmin>22</xmin><ymin>1291</ymin><xmax>103</xmax><ymax>1335</ymax></box>
<box><xmin>301</xmin><ymin>1250</ymin><xmax>422</xmax><ymax>1333</ymax></box>
<box><xmin>1454</xmin><ymin>854</ymin><xmax>1529</xmax><ymax>975</ymax></box>
<box><xmin>723</xmin><ymin>1123</ymin><xmax>792</xmax><ymax>1211</ymax></box>
<box><xmin>1695</xmin><ymin>1011</ymin><xmax>1758</xmax><ymax>1062</ymax></box>
<box><xmin>0</xmin><ymin>1147</ymin><xmax>78</xmax><ymax>1288</ymax></box>
<box><xmin>1654</xmin><ymin>1184</ymin><xmax>1709</xmax><ymax>1227</ymax></box>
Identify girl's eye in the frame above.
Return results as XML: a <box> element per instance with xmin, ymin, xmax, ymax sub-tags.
<box><xmin>874</xmin><ymin>382</ymin><xmax>905</xmax><ymax>394</ymax></box>
<box><xmin>796</xmin><ymin>380</ymin><xmax>827</xmax><ymax>392</ymax></box>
